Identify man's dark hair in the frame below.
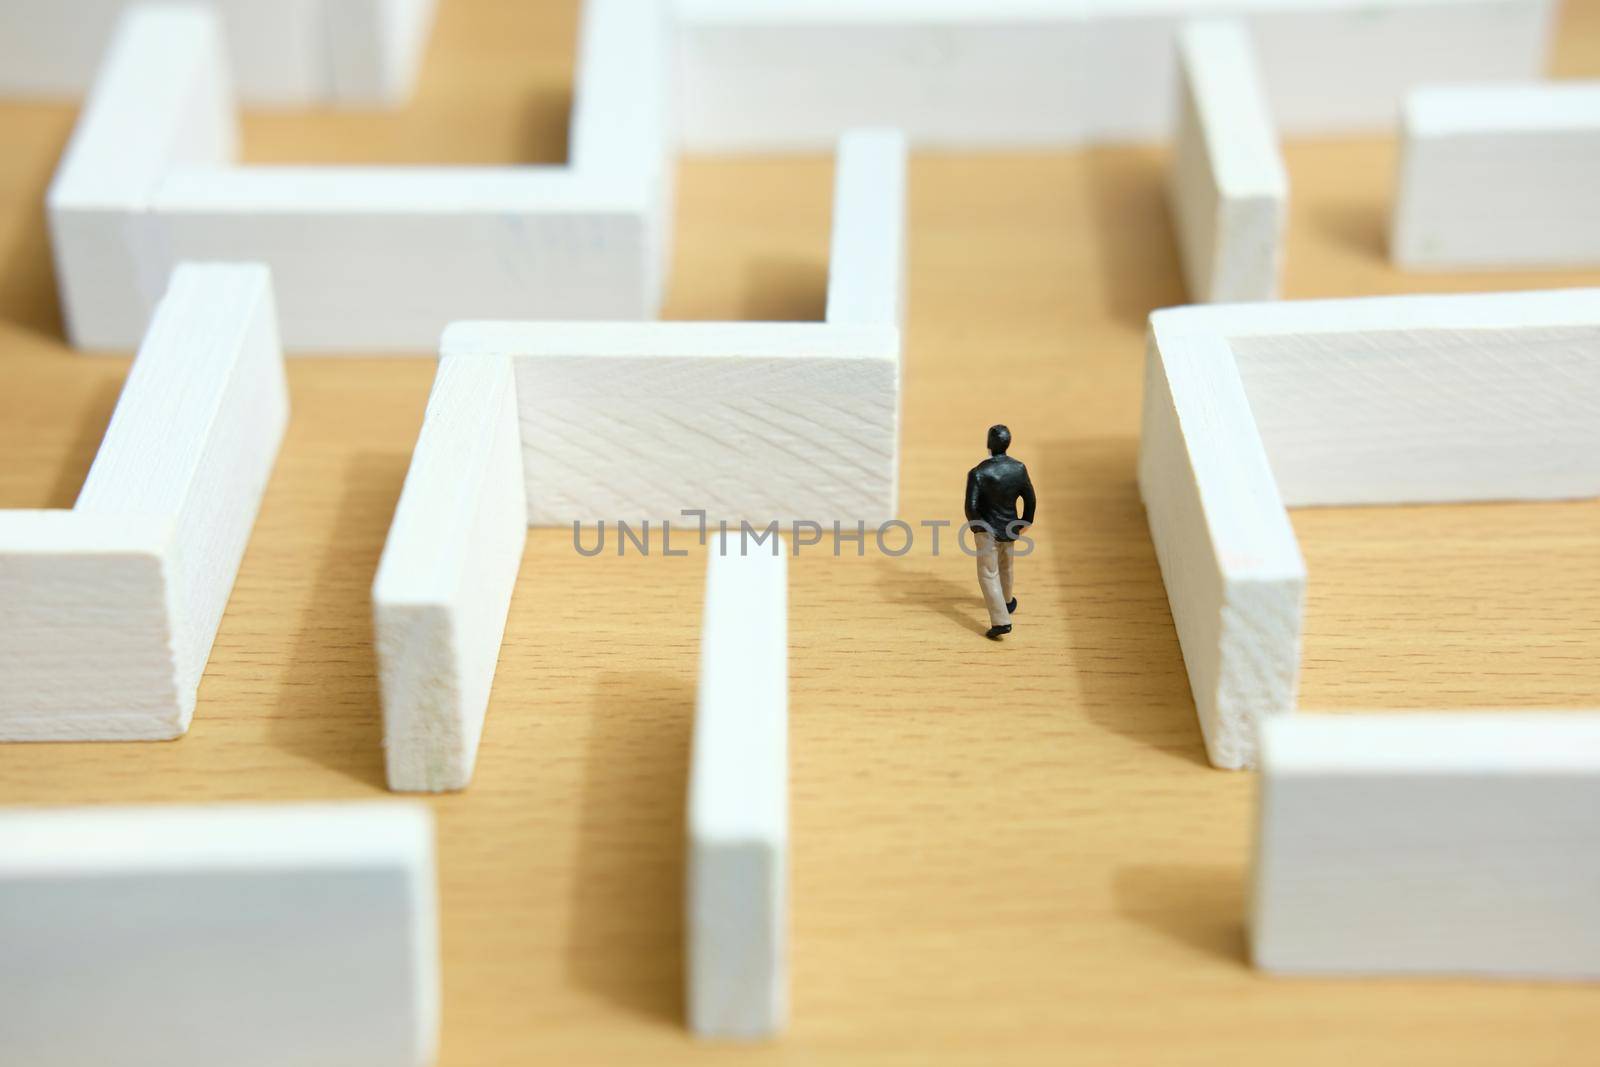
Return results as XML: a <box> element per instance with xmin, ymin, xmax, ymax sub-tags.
<box><xmin>987</xmin><ymin>424</ymin><xmax>1011</xmax><ymax>455</ymax></box>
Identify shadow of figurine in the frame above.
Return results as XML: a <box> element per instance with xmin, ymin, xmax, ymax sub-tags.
<box><xmin>877</xmin><ymin>561</ymin><xmax>992</xmax><ymax>638</ymax></box>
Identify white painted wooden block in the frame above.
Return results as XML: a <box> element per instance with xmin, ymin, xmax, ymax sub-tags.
<box><xmin>50</xmin><ymin>0</ymin><xmax>672</xmax><ymax>352</ymax></box>
<box><xmin>1139</xmin><ymin>288</ymin><xmax>1600</xmax><ymax>769</ymax></box>
<box><xmin>676</xmin><ymin>2</ymin><xmax>1091</xmax><ymax>152</ymax></box>
<box><xmin>673</xmin><ymin>0</ymin><xmax>1556</xmax><ymax>152</ymax></box>
<box><xmin>1170</xmin><ymin>290</ymin><xmax>1600</xmax><ymax>507</ymax></box>
<box><xmin>0</xmin><ymin>263</ymin><xmax>287</xmax><ymax>741</ymax></box>
<box><xmin>324</xmin><ymin>0</ymin><xmax>439</xmax><ymax>107</ymax></box>
<box><xmin>1106</xmin><ymin>0</ymin><xmax>1553</xmax><ymax>141</ymax></box>
<box><xmin>373</xmin><ymin>353</ymin><xmax>527</xmax><ymax>793</ymax></box>
<box><xmin>446</xmin><ymin>321</ymin><xmax>900</xmax><ymax>526</ymax></box>
<box><xmin>0</xmin><ymin>802</ymin><xmax>439</xmax><ymax>1065</ymax></box>
<box><xmin>688</xmin><ymin>546</ymin><xmax>789</xmax><ymax>1040</ymax></box>
<box><xmin>1168</xmin><ymin>21</ymin><xmax>1287</xmax><ymax>304</ymax></box>
<box><xmin>46</xmin><ymin>5</ymin><xmax>237</xmax><ymax>351</ymax></box>
<box><xmin>0</xmin><ymin>515</ymin><xmax>190</xmax><ymax>741</ymax></box>
<box><xmin>148</xmin><ymin>167</ymin><xmax>665</xmax><ymax>352</ymax></box>
<box><xmin>439</xmin><ymin>127</ymin><xmax>907</xmax><ymax>527</ymax></box>
<box><xmin>1253</xmin><ymin>713</ymin><xmax>1600</xmax><ymax>980</ymax></box>
<box><xmin>1393</xmin><ymin>82</ymin><xmax>1600</xmax><ymax>269</ymax></box>
<box><xmin>826</xmin><ymin>128</ymin><xmax>909</xmax><ymax>328</ymax></box>
<box><xmin>0</xmin><ymin>0</ymin><xmax>435</xmax><ymax>107</ymax></box>
<box><xmin>571</xmin><ymin>0</ymin><xmax>679</xmax><ymax>298</ymax></box>
<box><xmin>1137</xmin><ymin>329</ymin><xmax>1305</xmax><ymax>771</ymax></box>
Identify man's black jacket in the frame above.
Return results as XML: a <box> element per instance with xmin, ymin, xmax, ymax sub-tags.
<box><xmin>965</xmin><ymin>455</ymin><xmax>1037</xmax><ymax>543</ymax></box>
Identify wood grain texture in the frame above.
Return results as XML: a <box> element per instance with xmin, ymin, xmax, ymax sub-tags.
<box><xmin>0</xmin><ymin>0</ymin><xmax>1598</xmax><ymax>1062</ymax></box>
<box><xmin>444</xmin><ymin>321</ymin><xmax>900</xmax><ymax>525</ymax></box>
<box><xmin>1215</xmin><ymin>291</ymin><xmax>1600</xmax><ymax>505</ymax></box>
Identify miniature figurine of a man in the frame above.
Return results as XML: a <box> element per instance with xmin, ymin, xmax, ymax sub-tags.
<box><xmin>964</xmin><ymin>424</ymin><xmax>1037</xmax><ymax>640</ymax></box>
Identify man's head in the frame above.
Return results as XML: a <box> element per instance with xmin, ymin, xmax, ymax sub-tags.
<box><xmin>987</xmin><ymin>424</ymin><xmax>1011</xmax><ymax>456</ymax></box>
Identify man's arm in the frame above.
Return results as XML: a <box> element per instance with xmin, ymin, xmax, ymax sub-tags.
<box><xmin>1019</xmin><ymin>466</ymin><xmax>1037</xmax><ymax>526</ymax></box>
<box><xmin>964</xmin><ymin>468</ymin><xmax>980</xmax><ymax>523</ymax></box>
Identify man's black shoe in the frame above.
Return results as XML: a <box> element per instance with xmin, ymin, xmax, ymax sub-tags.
<box><xmin>1007</xmin><ymin>598</ymin><xmax>1018</xmax><ymax>615</ymax></box>
<box><xmin>986</xmin><ymin>624</ymin><xmax>1012</xmax><ymax>640</ymax></box>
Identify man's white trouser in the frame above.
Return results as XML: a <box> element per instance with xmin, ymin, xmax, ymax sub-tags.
<box><xmin>974</xmin><ymin>531</ymin><xmax>1015</xmax><ymax>627</ymax></box>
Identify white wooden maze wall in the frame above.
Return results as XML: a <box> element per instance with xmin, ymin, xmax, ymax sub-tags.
<box><xmin>0</xmin><ymin>0</ymin><xmax>438</xmax><ymax>106</ymax></box>
<box><xmin>36</xmin><ymin>0</ymin><xmax>1570</xmax><ymax>351</ymax></box>
<box><xmin>2</xmin><ymin>0</ymin><xmax>1599</xmax><ymax>1055</ymax></box>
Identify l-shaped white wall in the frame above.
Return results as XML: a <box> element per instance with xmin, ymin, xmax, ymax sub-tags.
<box><xmin>1139</xmin><ymin>288</ymin><xmax>1600</xmax><ymax>769</ymax></box>
<box><xmin>49</xmin><ymin>1</ymin><xmax>672</xmax><ymax>351</ymax></box>
<box><xmin>0</xmin><ymin>263</ymin><xmax>287</xmax><ymax>742</ymax></box>
<box><xmin>47</xmin><ymin>0</ymin><xmax>1561</xmax><ymax>350</ymax></box>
